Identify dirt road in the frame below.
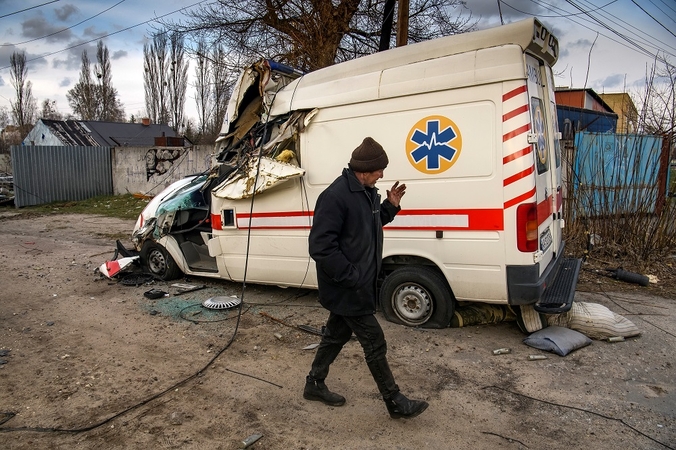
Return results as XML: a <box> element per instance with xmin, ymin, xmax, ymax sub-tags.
<box><xmin>0</xmin><ymin>213</ymin><xmax>674</xmax><ymax>449</ymax></box>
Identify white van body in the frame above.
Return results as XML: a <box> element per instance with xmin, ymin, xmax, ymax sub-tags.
<box><xmin>132</xmin><ymin>18</ymin><xmax>580</xmax><ymax>328</ymax></box>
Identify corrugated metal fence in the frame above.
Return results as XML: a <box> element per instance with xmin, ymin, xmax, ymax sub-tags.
<box><xmin>11</xmin><ymin>145</ymin><xmax>113</xmax><ymax>208</ymax></box>
<box><xmin>571</xmin><ymin>132</ymin><xmax>669</xmax><ymax>216</ymax></box>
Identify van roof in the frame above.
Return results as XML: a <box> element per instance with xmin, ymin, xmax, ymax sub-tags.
<box><xmin>271</xmin><ymin>17</ymin><xmax>557</xmax><ymax>115</ymax></box>
<box><xmin>307</xmin><ymin>18</ymin><xmax>554</xmax><ymax>83</ymax></box>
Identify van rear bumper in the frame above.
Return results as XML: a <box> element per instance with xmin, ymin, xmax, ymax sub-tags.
<box><xmin>506</xmin><ymin>242</ymin><xmax>581</xmax><ymax>313</ymax></box>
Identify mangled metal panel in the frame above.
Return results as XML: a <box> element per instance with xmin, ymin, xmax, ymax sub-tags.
<box><xmin>213</xmin><ymin>156</ymin><xmax>305</xmax><ymax>200</ymax></box>
<box><xmin>210</xmin><ymin>60</ymin><xmax>318</xmax><ymax>200</ymax></box>
<box><xmin>217</xmin><ymin>60</ymin><xmax>302</xmax><ymax>146</ymax></box>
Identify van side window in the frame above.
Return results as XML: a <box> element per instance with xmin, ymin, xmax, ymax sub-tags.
<box><xmin>530</xmin><ymin>97</ymin><xmax>549</xmax><ymax>174</ymax></box>
<box><xmin>550</xmin><ymin>100</ymin><xmax>561</xmax><ymax>169</ymax></box>
<box><xmin>222</xmin><ymin>209</ymin><xmax>235</xmax><ymax>227</ymax></box>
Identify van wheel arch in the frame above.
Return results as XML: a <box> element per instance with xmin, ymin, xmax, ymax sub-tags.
<box><xmin>379</xmin><ymin>263</ymin><xmax>455</xmax><ymax>329</ymax></box>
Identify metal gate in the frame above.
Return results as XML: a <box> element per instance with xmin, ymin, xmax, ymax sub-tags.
<box><xmin>10</xmin><ymin>145</ymin><xmax>113</xmax><ymax>208</ymax></box>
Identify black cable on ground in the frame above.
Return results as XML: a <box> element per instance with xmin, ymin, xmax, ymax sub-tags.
<box><xmin>483</xmin><ymin>385</ymin><xmax>675</xmax><ymax>450</ymax></box>
<box><xmin>593</xmin><ymin>285</ymin><xmax>676</xmax><ymax>340</ymax></box>
<box><xmin>0</xmin><ymin>307</ymin><xmax>242</xmax><ymax>433</ymax></box>
<box><xmin>178</xmin><ymin>302</ymin><xmax>252</xmax><ymax>324</ymax></box>
<box><xmin>0</xmin><ymin>78</ymin><xmax>291</xmax><ymax>435</ymax></box>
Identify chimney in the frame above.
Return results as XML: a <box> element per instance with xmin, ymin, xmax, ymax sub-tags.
<box><xmin>142</xmin><ymin>118</ymin><xmax>151</xmax><ymax>126</ymax></box>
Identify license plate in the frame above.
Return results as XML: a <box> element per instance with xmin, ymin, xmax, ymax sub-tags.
<box><xmin>540</xmin><ymin>227</ymin><xmax>553</xmax><ymax>251</ymax></box>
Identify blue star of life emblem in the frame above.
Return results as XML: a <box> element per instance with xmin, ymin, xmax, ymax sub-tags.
<box><xmin>409</xmin><ymin>119</ymin><xmax>459</xmax><ymax>170</ymax></box>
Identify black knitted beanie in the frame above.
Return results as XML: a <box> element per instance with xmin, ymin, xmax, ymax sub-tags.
<box><xmin>348</xmin><ymin>137</ymin><xmax>389</xmax><ymax>172</ymax></box>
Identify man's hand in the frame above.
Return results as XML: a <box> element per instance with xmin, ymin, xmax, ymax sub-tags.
<box><xmin>386</xmin><ymin>181</ymin><xmax>406</xmax><ymax>207</ymax></box>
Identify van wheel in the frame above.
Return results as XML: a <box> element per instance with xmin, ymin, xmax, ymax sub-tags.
<box><xmin>140</xmin><ymin>241</ymin><xmax>182</xmax><ymax>281</ymax></box>
<box><xmin>379</xmin><ymin>266</ymin><xmax>454</xmax><ymax>329</ymax></box>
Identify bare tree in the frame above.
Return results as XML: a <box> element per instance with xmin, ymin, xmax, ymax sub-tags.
<box><xmin>143</xmin><ymin>33</ymin><xmax>170</xmax><ymax>125</ymax></box>
<box><xmin>40</xmin><ymin>99</ymin><xmax>63</xmax><ymax>120</ymax></box>
<box><xmin>194</xmin><ymin>39</ymin><xmax>213</xmax><ymax>137</ymax></box>
<box><xmin>67</xmin><ymin>50</ymin><xmax>97</xmax><ymax>120</ymax></box>
<box><xmin>9</xmin><ymin>51</ymin><xmax>37</xmax><ymax>133</ymax></box>
<box><xmin>168</xmin><ymin>32</ymin><xmax>188</xmax><ymax>132</ymax></box>
<box><xmin>164</xmin><ymin>0</ymin><xmax>474</xmax><ymax>72</ymax></box>
<box><xmin>0</xmin><ymin>106</ymin><xmax>10</xmax><ymax>129</ymax></box>
<box><xmin>95</xmin><ymin>41</ymin><xmax>125</xmax><ymax>122</ymax></box>
<box><xmin>67</xmin><ymin>42</ymin><xmax>125</xmax><ymax>121</ymax></box>
<box><xmin>637</xmin><ymin>57</ymin><xmax>675</xmax><ymax>137</ymax></box>
<box><xmin>211</xmin><ymin>46</ymin><xmax>237</xmax><ymax>136</ymax></box>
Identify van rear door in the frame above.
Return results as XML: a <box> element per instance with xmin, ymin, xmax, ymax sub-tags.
<box><xmin>525</xmin><ymin>55</ymin><xmax>559</xmax><ymax>269</ymax></box>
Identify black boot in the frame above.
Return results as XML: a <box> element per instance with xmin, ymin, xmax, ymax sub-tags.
<box><xmin>384</xmin><ymin>392</ymin><xmax>428</xmax><ymax>419</ymax></box>
<box><xmin>303</xmin><ymin>376</ymin><xmax>346</xmax><ymax>406</ymax></box>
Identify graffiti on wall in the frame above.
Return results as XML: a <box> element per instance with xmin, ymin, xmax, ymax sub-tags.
<box><xmin>145</xmin><ymin>148</ymin><xmax>184</xmax><ymax>180</ymax></box>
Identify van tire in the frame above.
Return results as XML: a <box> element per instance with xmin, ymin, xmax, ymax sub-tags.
<box><xmin>140</xmin><ymin>241</ymin><xmax>182</xmax><ymax>281</ymax></box>
<box><xmin>379</xmin><ymin>266</ymin><xmax>454</xmax><ymax>328</ymax></box>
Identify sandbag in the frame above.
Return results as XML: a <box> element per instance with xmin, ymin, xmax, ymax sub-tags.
<box><xmin>523</xmin><ymin>326</ymin><xmax>592</xmax><ymax>356</ymax></box>
<box><xmin>546</xmin><ymin>302</ymin><xmax>640</xmax><ymax>340</ymax></box>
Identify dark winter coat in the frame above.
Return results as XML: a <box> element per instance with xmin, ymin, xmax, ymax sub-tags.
<box><xmin>309</xmin><ymin>168</ymin><xmax>400</xmax><ymax>316</ymax></box>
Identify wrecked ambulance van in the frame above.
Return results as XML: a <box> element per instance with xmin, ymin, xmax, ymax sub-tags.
<box><xmin>132</xmin><ymin>17</ymin><xmax>581</xmax><ymax>329</ymax></box>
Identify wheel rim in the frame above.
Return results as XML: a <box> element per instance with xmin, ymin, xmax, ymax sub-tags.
<box><xmin>147</xmin><ymin>248</ymin><xmax>167</xmax><ymax>275</ymax></box>
<box><xmin>391</xmin><ymin>283</ymin><xmax>433</xmax><ymax>325</ymax></box>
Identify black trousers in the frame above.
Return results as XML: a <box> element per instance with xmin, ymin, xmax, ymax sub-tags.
<box><xmin>309</xmin><ymin>312</ymin><xmax>399</xmax><ymax>399</ymax></box>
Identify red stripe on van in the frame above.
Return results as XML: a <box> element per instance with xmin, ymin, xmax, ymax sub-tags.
<box><xmin>504</xmin><ymin>187</ymin><xmax>536</xmax><ymax>209</ymax></box>
<box><xmin>386</xmin><ymin>209</ymin><xmax>504</xmax><ymax>231</ymax></box>
<box><xmin>502</xmin><ymin>85</ymin><xmax>527</xmax><ymax>101</ymax></box>
<box><xmin>503</xmin><ymin>104</ymin><xmax>528</xmax><ymax>122</ymax></box>
<box><xmin>211</xmin><ymin>213</ymin><xmax>222</xmax><ymax>230</ymax></box>
<box><xmin>503</xmin><ymin>146</ymin><xmax>532</xmax><ymax>164</ymax></box>
<box><xmin>241</xmin><ymin>211</ymin><xmax>314</xmax><ymax>218</ymax></box>
<box><xmin>503</xmin><ymin>166</ymin><xmax>534</xmax><ymax>186</ymax></box>
<box><xmin>228</xmin><ymin>209</ymin><xmax>503</xmax><ymax>231</ymax></box>
<box><xmin>503</xmin><ymin>123</ymin><xmax>530</xmax><ymax>142</ymax></box>
<box><xmin>557</xmin><ymin>188</ymin><xmax>563</xmax><ymax>211</ymax></box>
<box><xmin>538</xmin><ymin>195</ymin><xmax>553</xmax><ymax>225</ymax></box>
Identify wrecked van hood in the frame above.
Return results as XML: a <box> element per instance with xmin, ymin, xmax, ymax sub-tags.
<box><xmin>133</xmin><ymin>59</ymin><xmax>309</xmax><ymax>248</ymax></box>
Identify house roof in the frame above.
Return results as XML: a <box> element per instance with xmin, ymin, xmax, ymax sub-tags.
<box><xmin>39</xmin><ymin>119</ymin><xmax>177</xmax><ymax>147</ymax></box>
<box><xmin>554</xmin><ymin>87</ymin><xmax>615</xmax><ymax>113</ymax></box>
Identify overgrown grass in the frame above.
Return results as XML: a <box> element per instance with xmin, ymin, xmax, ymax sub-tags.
<box><xmin>2</xmin><ymin>194</ymin><xmax>150</xmax><ymax>220</ymax></box>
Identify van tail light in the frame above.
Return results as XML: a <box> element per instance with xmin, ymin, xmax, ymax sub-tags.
<box><xmin>516</xmin><ymin>203</ymin><xmax>538</xmax><ymax>252</ymax></box>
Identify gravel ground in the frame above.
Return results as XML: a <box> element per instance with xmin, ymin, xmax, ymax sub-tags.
<box><xmin>0</xmin><ymin>213</ymin><xmax>674</xmax><ymax>450</ymax></box>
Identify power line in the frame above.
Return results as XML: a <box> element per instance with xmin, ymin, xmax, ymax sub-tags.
<box><xmin>563</xmin><ymin>0</ymin><xmax>662</xmax><ymax>59</ymax></box>
<box><xmin>0</xmin><ymin>0</ymin><xmax>210</xmax><ymax>72</ymax></box>
<box><xmin>574</xmin><ymin>0</ymin><xmax>676</xmax><ymax>54</ymax></box>
<box><xmin>2</xmin><ymin>0</ymin><xmax>128</xmax><ymax>47</ymax></box>
<box><xmin>653</xmin><ymin>0</ymin><xmax>676</xmax><ymax>20</ymax></box>
<box><xmin>528</xmin><ymin>0</ymin><xmax>675</xmax><ymax>62</ymax></box>
<box><xmin>631</xmin><ymin>0</ymin><xmax>676</xmax><ymax>39</ymax></box>
<box><xmin>500</xmin><ymin>0</ymin><xmax>617</xmax><ymax>18</ymax></box>
<box><xmin>0</xmin><ymin>0</ymin><xmax>60</xmax><ymax>20</ymax></box>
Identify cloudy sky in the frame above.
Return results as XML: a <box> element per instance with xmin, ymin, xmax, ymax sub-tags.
<box><xmin>0</xmin><ymin>0</ymin><xmax>674</xmax><ymax>124</ymax></box>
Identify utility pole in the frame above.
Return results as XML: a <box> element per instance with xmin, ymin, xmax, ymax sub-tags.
<box><xmin>379</xmin><ymin>0</ymin><xmax>396</xmax><ymax>51</ymax></box>
<box><xmin>397</xmin><ymin>0</ymin><xmax>409</xmax><ymax>47</ymax></box>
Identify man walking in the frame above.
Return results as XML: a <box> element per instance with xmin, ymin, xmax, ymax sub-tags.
<box><xmin>303</xmin><ymin>137</ymin><xmax>428</xmax><ymax>419</ymax></box>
